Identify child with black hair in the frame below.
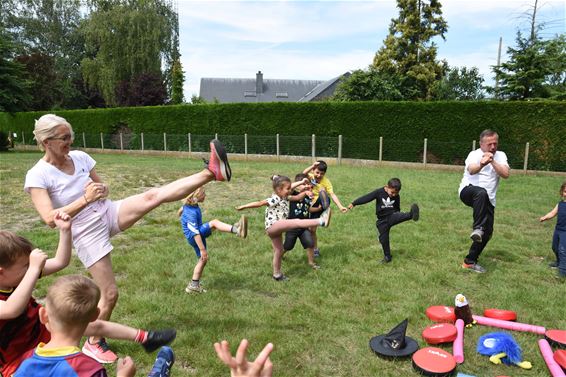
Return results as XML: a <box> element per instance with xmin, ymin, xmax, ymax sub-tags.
<box><xmin>348</xmin><ymin>178</ymin><xmax>419</xmax><ymax>263</ymax></box>
<box><xmin>283</xmin><ymin>174</ymin><xmax>320</xmax><ymax>270</ymax></box>
<box><xmin>237</xmin><ymin>175</ymin><xmax>331</xmax><ymax>281</ymax></box>
<box><xmin>302</xmin><ymin>160</ymin><xmax>347</xmax><ymax>257</ymax></box>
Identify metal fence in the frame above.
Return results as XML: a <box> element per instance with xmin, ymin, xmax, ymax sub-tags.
<box><xmin>8</xmin><ymin>131</ymin><xmax>565</xmax><ymax>172</ymax></box>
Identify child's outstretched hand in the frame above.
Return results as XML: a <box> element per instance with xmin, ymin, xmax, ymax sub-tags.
<box><xmin>116</xmin><ymin>356</ymin><xmax>136</xmax><ymax>377</ymax></box>
<box><xmin>29</xmin><ymin>249</ymin><xmax>48</xmax><ymax>273</ymax></box>
<box><xmin>53</xmin><ymin>211</ymin><xmax>72</xmax><ymax>231</ymax></box>
<box><xmin>214</xmin><ymin>339</ymin><xmax>273</xmax><ymax>377</ymax></box>
<box><xmin>347</xmin><ymin>203</ymin><xmax>354</xmax><ymax>210</ymax></box>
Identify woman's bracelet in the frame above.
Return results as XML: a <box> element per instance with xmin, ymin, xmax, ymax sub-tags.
<box><xmin>83</xmin><ymin>195</ymin><xmax>90</xmax><ymax>204</ymax></box>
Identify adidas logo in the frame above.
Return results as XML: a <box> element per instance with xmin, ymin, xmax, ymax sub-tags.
<box><xmin>382</xmin><ymin>197</ymin><xmax>395</xmax><ymax>208</ymax></box>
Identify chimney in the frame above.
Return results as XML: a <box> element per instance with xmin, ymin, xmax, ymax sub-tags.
<box><xmin>256</xmin><ymin>71</ymin><xmax>263</xmax><ymax>94</ymax></box>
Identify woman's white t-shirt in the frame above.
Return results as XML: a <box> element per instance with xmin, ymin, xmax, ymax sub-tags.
<box><xmin>24</xmin><ymin>150</ymin><xmax>96</xmax><ymax>209</ymax></box>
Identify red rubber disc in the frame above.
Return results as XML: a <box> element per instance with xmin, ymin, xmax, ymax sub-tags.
<box><xmin>554</xmin><ymin>350</ymin><xmax>566</xmax><ymax>370</ymax></box>
<box><xmin>425</xmin><ymin>306</ymin><xmax>456</xmax><ymax>323</ymax></box>
<box><xmin>412</xmin><ymin>347</ymin><xmax>457</xmax><ymax>376</ymax></box>
<box><xmin>422</xmin><ymin>323</ymin><xmax>458</xmax><ymax>345</ymax></box>
<box><xmin>546</xmin><ymin>329</ymin><xmax>566</xmax><ymax>349</ymax></box>
<box><xmin>483</xmin><ymin>308</ymin><xmax>517</xmax><ymax>321</ymax></box>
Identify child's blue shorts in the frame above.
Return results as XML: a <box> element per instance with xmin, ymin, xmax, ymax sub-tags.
<box><xmin>186</xmin><ymin>222</ymin><xmax>212</xmax><ymax>257</ymax></box>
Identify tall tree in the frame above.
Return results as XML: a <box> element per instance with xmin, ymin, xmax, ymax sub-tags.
<box><xmin>0</xmin><ymin>32</ymin><xmax>31</xmax><ymax>113</ymax></box>
<box><xmin>373</xmin><ymin>0</ymin><xmax>448</xmax><ymax>99</ymax></box>
<box><xmin>81</xmin><ymin>0</ymin><xmax>177</xmax><ymax>106</ymax></box>
<box><xmin>170</xmin><ymin>58</ymin><xmax>185</xmax><ymax>104</ymax></box>
<box><xmin>1</xmin><ymin>0</ymin><xmax>90</xmax><ymax>109</ymax></box>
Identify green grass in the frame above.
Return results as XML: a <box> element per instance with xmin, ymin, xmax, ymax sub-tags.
<box><xmin>1</xmin><ymin>151</ymin><xmax>564</xmax><ymax>377</ymax></box>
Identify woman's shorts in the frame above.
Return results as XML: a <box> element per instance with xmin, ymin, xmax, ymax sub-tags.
<box><xmin>72</xmin><ymin>199</ymin><xmax>122</xmax><ymax>268</ymax></box>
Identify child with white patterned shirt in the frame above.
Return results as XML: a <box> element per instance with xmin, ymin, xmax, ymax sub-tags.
<box><xmin>237</xmin><ymin>175</ymin><xmax>331</xmax><ymax>281</ymax></box>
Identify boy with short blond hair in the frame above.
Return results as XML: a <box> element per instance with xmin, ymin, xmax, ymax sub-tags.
<box><xmin>0</xmin><ymin>214</ymin><xmax>175</xmax><ymax>377</ymax></box>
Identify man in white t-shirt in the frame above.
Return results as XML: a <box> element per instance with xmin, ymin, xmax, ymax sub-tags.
<box><xmin>458</xmin><ymin>129</ymin><xmax>510</xmax><ymax>273</ymax></box>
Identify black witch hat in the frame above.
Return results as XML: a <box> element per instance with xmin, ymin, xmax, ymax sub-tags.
<box><xmin>369</xmin><ymin>319</ymin><xmax>419</xmax><ymax>358</ymax></box>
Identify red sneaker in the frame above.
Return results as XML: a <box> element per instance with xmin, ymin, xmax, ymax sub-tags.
<box><xmin>82</xmin><ymin>338</ymin><xmax>118</xmax><ymax>364</ymax></box>
<box><xmin>207</xmin><ymin>139</ymin><xmax>231</xmax><ymax>181</ymax></box>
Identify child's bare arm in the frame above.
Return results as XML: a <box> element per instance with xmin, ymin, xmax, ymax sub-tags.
<box><xmin>290</xmin><ymin>178</ymin><xmax>309</xmax><ymax>190</ymax></box>
<box><xmin>0</xmin><ymin>249</ymin><xmax>47</xmax><ymax>320</ymax></box>
<box><xmin>236</xmin><ymin>200</ymin><xmax>268</xmax><ymax>211</ymax></box>
<box><xmin>288</xmin><ymin>191</ymin><xmax>307</xmax><ymax>202</ymax></box>
<box><xmin>42</xmin><ymin>211</ymin><xmax>72</xmax><ymax>276</ymax></box>
<box><xmin>193</xmin><ymin>234</ymin><xmax>208</xmax><ymax>261</ymax></box>
<box><xmin>540</xmin><ymin>204</ymin><xmax>558</xmax><ymax>222</ymax></box>
<box><xmin>302</xmin><ymin>162</ymin><xmax>318</xmax><ymax>175</ymax></box>
<box><xmin>330</xmin><ymin>192</ymin><xmax>347</xmax><ymax>212</ymax></box>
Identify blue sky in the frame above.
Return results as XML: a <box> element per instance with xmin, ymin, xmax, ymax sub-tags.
<box><xmin>177</xmin><ymin>0</ymin><xmax>565</xmax><ymax>97</ymax></box>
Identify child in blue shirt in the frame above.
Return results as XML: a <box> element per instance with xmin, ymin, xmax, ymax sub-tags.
<box><xmin>179</xmin><ymin>187</ymin><xmax>248</xmax><ymax>293</ymax></box>
<box><xmin>540</xmin><ymin>181</ymin><xmax>566</xmax><ymax>278</ymax></box>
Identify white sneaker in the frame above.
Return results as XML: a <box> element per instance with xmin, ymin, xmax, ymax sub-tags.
<box><xmin>185</xmin><ymin>284</ymin><xmax>207</xmax><ymax>294</ymax></box>
<box><xmin>320</xmin><ymin>208</ymin><xmax>332</xmax><ymax>227</ymax></box>
<box><xmin>470</xmin><ymin>229</ymin><xmax>483</xmax><ymax>243</ymax></box>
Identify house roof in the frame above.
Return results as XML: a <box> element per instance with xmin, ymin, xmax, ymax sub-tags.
<box><xmin>297</xmin><ymin>74</ymin><xmax>345</xmax><ymax>102</ymax></box>
<box><xmin>200</xmin><ymin>77</ymin><xmax>324</xmax><ymax>103</ymax></box>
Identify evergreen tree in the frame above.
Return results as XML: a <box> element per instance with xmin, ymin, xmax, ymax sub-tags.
<box><xmin>170</xmin><ymin>58</ymin><xmax>185</xmax><ymax>104</ymax></box>
<box><xmin>373</xmin><ymin>0</ymin><xmax>447</xmax><ymax>99</ymax></box>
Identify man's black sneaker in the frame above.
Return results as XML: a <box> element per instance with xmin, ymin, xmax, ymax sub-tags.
<box><xmin>411</xmin><ymin>203</ymin><xmax>420</xmax><ymax>221</ymax></box>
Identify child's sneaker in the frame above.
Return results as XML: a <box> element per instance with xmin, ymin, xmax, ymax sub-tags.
<box><xmin>82</xmin><ymin>338</ymin><xmax>118</xmax><ymax>364</ymax></box>
<box><xmin>470</xmin><ymin>229</ymin><xmax>483</xmax><ymax>243</ymax></box>
<box><xmin>207</xmin><ymin>139</ymin><xmax>231</xmax><ymax>181</ymax></box>
<box><xmin>235</xmin><ymin>215</ymin><xmax>248</xmax><ymax>238</ymax></box>
<box><xmin>411</xmin><ymin>203</ymin><xmax>420</xmax><ymax>221</ymax></box>
<box><xmin>313</xmin><ymin>248</ymin><xmax>320</xmax><ymax>258</ymax></box>
<box><xmin>380</xmin><ymin>255</ymin><xmax>392</xmax><ymax>264</ymax></box>
<box><xmin>309</xmin><ymin>263</ymin><xmax>321</xmax><ymax>270</ymax></box>
<box><xmin>462</xmin><ymin>262</ymin><xmax>486</xmax><ymax>273</ymax></box>
<box><xmin>272</xmin><ymin>274</ymin><xmax>288</xmax><ymax>281</ymax></box>
<box><xmin>148</xmin><ymin>346</ymin><xmax>175</xmax><ymax>377</ymax></box>
<box><xmin>320</xmin><ymin>207</ymin><xmax>332</xmax><ymax>227</ymax></box>
<box><xmin>185</xmin><ymin>284</ymin><xmax>207</xmax><ymax>294</ymax></box>
<box><xmin>143</xmin><ymin>329</ymin><xmax>177</xmax><ymax>353</ymax></box>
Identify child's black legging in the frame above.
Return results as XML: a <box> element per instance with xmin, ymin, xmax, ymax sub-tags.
<box><xmin>376</xmin><ymin>212</ymin><xmax>413</xmax><ymax>258</ymax></box>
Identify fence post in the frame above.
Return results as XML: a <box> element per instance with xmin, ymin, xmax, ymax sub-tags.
<box><xmin>82</xmin><ymin>132</ymin><xmax>86</xmax><ymax>148</ymax></box>
<box><xmin>119</xmin><ymin>133</ymin><xmax>123</xmax><ymax>150</ymax></box>
<box><xmin>523</xmin><ymin>142</ymin><xmax>530</xmax><ymax>174</ymax></box>
<box><xmin>379</xmin><ymin>137</ymin><xmax>383</xmax><ymax>162</ymax></box>
<box><xmin>423</xmin><ymin>138</ymin><xmax>428</xmax><ymax>166</ymax></box>
<box><xmin>311</xmin><ymin>134</ymin><xmax>316</xmax><ymax>161</ymax></box>
<box><xmin>188</xmin><ymin>133</ymin><xmax>191</xmax><ymax>155</ymax></box>
<box><xmin>100</xmin><ymin>133</ymin><xmax>104</xmax><ymax>150</ymax></box>
<box><xmin>215</xmin><ymin>133</ymin><xmax>218</xmax><ymax>140</ymax></box>
<box><xmin>338</xmin><ymin>135</ymin><xmax>342</xmax><ymax>165</ymax></box>
<box><xmin>276</xmin><ymin>134</ymin><xmax>280</xmax><ymax>162</ymax></box>
<box><xmin>163</xmin><ymin>133</ymin><xmax>167</xmax><ymax>152</ymax></box>
<box><xmin>244</xmin><ymin>133</ymin><xmax>248</xmax><ymax>160</ymax></box>
<box><xmin>472</xmin><ymin>140</ymin><xmax>476</xmax><ymax>151</ymax></box>
<box><xmin>22</xmin><ymin>131</ymin><xmax>25</xmax><ymax>145</ymax></box>
<box><xmin>141</xmin><ymin>133</ymin><xmax>144</xmax><ymax>151</ymax></box>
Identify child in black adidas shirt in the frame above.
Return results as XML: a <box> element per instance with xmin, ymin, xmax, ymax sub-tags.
<box><xmin>348</xmin><ymin>178</ymin><xmax>419</xmax><ymax>263</ymax></box>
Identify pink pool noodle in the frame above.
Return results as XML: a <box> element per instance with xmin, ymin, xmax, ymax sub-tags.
<box><xmin>538</xmin><ymin>339</ymin><xmax>566</xmax><ymax>377</ymax></box>
<box><xmin>472</xmin><ymin>315</ymin><xmax>546</xmax><ymax>334</ymax></box>
<box><xmin>453</xmin><ymin>319</ymin><xmax>465</xmax><ymax>364</ymax></box>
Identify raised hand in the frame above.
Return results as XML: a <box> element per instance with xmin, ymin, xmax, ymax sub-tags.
<box><xmin>29</xmin><ymin>249</ymin><xmax>48</xmax><ymax>273</ymax></box>
<box><xmin>53</xmin><ymin>211</ymin><xmax>71</xmax><ymax>231</ymax></box>
<box><xmin>214</xmin><ymin>339</ymin><xmax>274</xmax><ymax>377</ymax></box>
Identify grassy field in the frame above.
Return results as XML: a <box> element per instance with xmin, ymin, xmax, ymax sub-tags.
<box><xmin>1</xmin><ymin>151</ymin><xmax>565</xmax><ymax>377</ymax></box>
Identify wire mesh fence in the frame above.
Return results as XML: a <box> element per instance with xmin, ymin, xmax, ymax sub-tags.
<box><xmin>8</xmin><ymin>131</ymin><xmax>565</xmax><ymax>172</ymax></box>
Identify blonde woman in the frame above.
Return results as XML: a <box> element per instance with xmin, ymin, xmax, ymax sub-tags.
<box><xmin>24</xmin><ymin>114</ymin><xmax>231</xmax><ymax>363</ymax></box>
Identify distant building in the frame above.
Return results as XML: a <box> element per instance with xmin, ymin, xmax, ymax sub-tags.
<box><xmin>199</xmin><ymin>71</ymin><xmax>349</xmax><ymax>103</ymax></box>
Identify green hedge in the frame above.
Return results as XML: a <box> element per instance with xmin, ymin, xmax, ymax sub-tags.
<box><xmin>1</xmin><ymin>101</ymin><xmax>564</xmax><ymax>170</ymax></box>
